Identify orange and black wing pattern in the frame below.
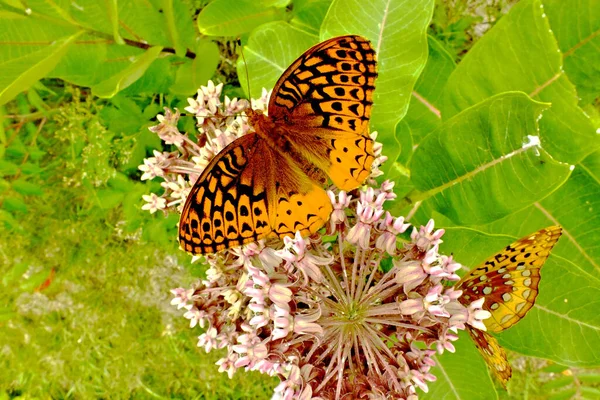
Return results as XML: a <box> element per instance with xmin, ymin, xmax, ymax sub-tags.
<box><xmin>179</xmin><ymin>35</ymin><xmax>378</xmax><ymax>254</ymax></box>
<box><xmin>458</xmin><ymin>226</ymin><xmax>562</xmax><ymax>385</ymax></box>
<box><xmin>268</xmin><ymin>35</ymin><xmax>377</xmax><ymax>191</ymax></box>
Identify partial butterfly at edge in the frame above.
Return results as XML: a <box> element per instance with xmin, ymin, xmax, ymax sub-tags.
<box><xmin>456</xmin><ymin>226</ymin><xmax>563</xmax><ymax>387</ymax></box>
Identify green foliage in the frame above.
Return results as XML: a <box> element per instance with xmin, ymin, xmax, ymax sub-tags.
<box><xmin>198</xmin><ymin>0</ymin><xmax>288</xmax><ymax>36</ymax></box>
<box><xmin>441</xmin><ymin>0</ymin><xmax>598</xmax><ymax>164</ymax></box>
<box><xmin>0</xmin><ymin>0</ymin><xmax>214</xmax><ymax>104</ymax></box>
<box><xmin>543</xmin><ymin>0</ymin><xmax>600</xmax><ymax>105</ymax></box>
<box><xmin>405</xmin><ymin>93</ymin><xmax>570</xmax><ymax>225</ymax></box>
<box><xmin>1</xmin><ymin>0</ymin><xmax>600</xmax><ymax>398</ymax></box>
<box><xmin>0</xmin><ymin>87</ymin><xmax>275</xmax><ymax>397</ymax></box>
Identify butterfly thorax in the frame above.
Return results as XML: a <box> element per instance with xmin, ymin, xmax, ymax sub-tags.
<box><xmin>247</xmin><ymin>108</ymin><xmax>327</xmax><ymax>185</ymax></box>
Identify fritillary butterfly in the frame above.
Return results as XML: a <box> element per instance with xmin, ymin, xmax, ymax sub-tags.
<box><xmin>457</xmin><ymin>226</ymin><xmax>563</xmax><ymax>386</ymax></box>
<box><xmin>179</xmin><ymin>35</ymin><xmax>378</xmax><ymax>254</ymax></box>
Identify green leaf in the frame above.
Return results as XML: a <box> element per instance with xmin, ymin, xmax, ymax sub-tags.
<box><xmin>161</xmin><ymin>0</ymin><xmax>186</xmax><ymax>57</ymax></box>
<box><xmin>123</xmin><ymin>128</ymin><xmax>162</xmax><ymax>171</ymax></box>
<box><xmin>117</xmin><ymin>0</ymin><xmax>194</xmax><ymax>49</ymax></box>
<box><xmin>57</xmin><ymin>44</ymin><xmax>145</xmax><ymax>88</ymax></box>
<box><xmin>543</xmin><ymin>0</ymin><xmax>600</xmax><ymax>105</ymax></box>
<box><xmin>2</xmin><ymin>196</ymin><xmax>27</xmax><ymax>213</ymax></box>
<box><xmin>0</xmin><ymin>307</ymin><xmax>16</xmax><ymax>322</ymax></box>
<box><xmin>0</xmin><ymin>209</ymin><xmax>20</xmax><ymax>231</ymax></box>
<box><xmin>237</xmin><ymin>22</ymin><xmax>318</xmax><ymax>99</ymax></box>
<box><xmin>406</xmin><ymin>92</ymin><xmax>571</xmax><ymax>225</ymax></box>
<box><xmin>404</xmin><ymin>36</ymin><xmax>455</xmax><ymax>144</ymax></box>
<box><xmin>2</xmin><ymin>261</ymin><xmax>28</xmax><ymax>286</ymax></box>
<box><xmin>197</xmin><ymin>0</ymin><xmax>286</xmax><ymax>36</ymax></box>
<box><xmin>92</xmin><ymin>46</ymin><xmax>164</xmax><ymax>98</ymax></box>
<box><xmin>424</xmin><ymin>330</ymin><xmax>498</xmax><ymax>400</ymax></box>
<box><xmin>321</xmin><ymin>0</ymin><xmax>435</xmax><ymax>136</ymax></box>
<box><xmin>0</xmin><ymin>160</ymin><xmax>19</xmax><ymax>177</ymax></box>
<box><xmin>121</xmin><ymin>56</ymin><xmax>176</xmax><ymax>95</ymax></box>
<box><xmin>541</xmin><ymin>363</ymin><xmax>570</xmax><ymax>373</ymax></box>
<box><xmin>548</xmin><ymin>388</ymin><xmax>577</xmax><ymax>400</ymax></box>
<box><xmin>474</xmin><ymin>150</ymin><xmax>600</xmax><ymax>278</ymax></box>
<box><xmin>11</xmin><ymin>179</ymin><xmax>44</xmax><ymax>196</ymax></box>
<box><xmin>579</xmin><ymin>373</ymin><xmax>600</xmax><ymax>384</ymax></box>
<box><xmin>107</xmin><ymin>0</ymin><xmax>124</xmax><ymax>45</ymax></box>
<box><xmin>379</xmin><ymin>120</ymin><xmax>413</xmax><ymax>183</ymax></box>
<box><xmin>0</xmin><ymin>30</ymin><xmax>83</xmax><ymax>106</ymax></box>
<box><xmin>581</xmin><ymin>386</ymin><xmax>600</xmax><ymax>397</ymax></box>
<box><xmin>441</xmin><ymin>228</ymin><xmax>600</xmax><ymax>368</ymax></box>
<box><xmin>95</xmin><ymin>189</ymin><xmax>126</xmax><ymax>210</ymax></box>
<box><xmin>442</xmin><ymin>0</ymin><xmax>599</xmax><ymax>164</ymax></box>
<box><xmin>170</xmin><ymin>40</ymin><xmax>220</xmax><ymax>96</ymax></box>
<box><xmin>50</xmin><ymin>33</ymin><xmax>108</xmax><ymax>87</ymax></box>
<box><xmin>99</xmin><ymin>95</ymin><xmax>145</xmax><ymax>135</ymax></box>
<box><xmin>542</xmin><ymin>376</ymin><xmax>574</xmax><ymax>391</ymax></box>
<box><xmin>290</xmin><ymin>0</ymin><xmax>332</xmax><ymax>36</ymax></box>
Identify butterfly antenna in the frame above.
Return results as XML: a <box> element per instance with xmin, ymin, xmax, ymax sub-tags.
<box><xmin>238</xmin><ymin>38</ymin><xmax>253</xmax><ymax>104</ymax></box>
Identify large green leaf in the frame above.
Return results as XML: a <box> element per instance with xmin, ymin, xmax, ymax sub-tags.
<box><xmin>543</xmin><ymin>0</ymin><xmax>600</xmax><ymax>105</ymax></box>
<box><xmin>161</xmin><ymin>0</ymin><xmax>190</xmax><ymax>57</ymax></box>
<box><xmin>441</xmin><ymin>228</ymin><xmax>600</xmax><ymax>368</ymax></box>
<box><xmin>404</xmin><ymin>36</ymin><xmax>455</xmax><ymax>144</ymax></box>
<box><xmin>170</xmin><ymin>41</ymin><xmax>220</xmax><ymax>96</ymax></box>
<box><xmin>404</xmin><ymin>92</ymin><xmax>571</xmax><ymax>225</ymax></box>
<box><xmin>237</xmin><ymin>22</ymin><xmax>318</xmax><ymax>99</ymax></box>
<box><xmin>378</xmin><ymin>120</ymin><xmax>413</xmax><ymax>183</ymax></box>
<box><xmin>442</xmin><ymin>0</ymin><xmax>599</xmax><ymax>164</ymax></box>
<box><xmin>321</xmin><ymin>0</ymin><xmax>435</xmax><ymax>137</ymax></box>
<box><xmin>290</xmin><ymin>0</ymin><xmax>332</xmax><ymax>36</ymax></box>
<box><xmin>470</xmin><ymin>150</ymin><xmax>600</xmax><ymax>278</ymax></box>
<box><xmin>0</xmin><ymin>0</ymin><xmax>195</xmax><ymax>98</ymax></box>
<box><xmin>92</xmin><ymin>46</ymin><xmax>164</xmax><ymax>98</ymax></box>
<box><xmin>424</xmin><ymin>330</ymin><xmax>498</xmax><ymax>400</ymax></box>
<box><xmin>0</xmin><ymin>31</ymin><xmax>83</xmax><ymax>106</ymax></box>
<box><xmin>197</xmin><ymin>0</ymin><xmax>286</xmax><ymax>36</ymax></box>
<box><xmin>121</xmin><ymin>57</ymin><xmax>176</xmax><ymax>95</ymax></box>
<box><xmin>50</xmin><ymin>33</ymin><xmax>109</xmax><ymax>87</ymax></box>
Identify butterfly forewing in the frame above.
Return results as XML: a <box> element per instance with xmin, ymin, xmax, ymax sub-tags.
<box><xmin>457</xmin><ymin>226</ymin><xmax>562</xmax><ymax>386</ymax></box>
<box><xmin>458</xmin><ymin>226</ymin><xmax>562</xmax><ymax>332</ymax></box>
<box><xmin>179</xmin><ymin>134</ymin><xmax>273</xmax><ymax>254</ymax></box>
<box><xmin>268</xmin><ymin>35</ymin><xmax>377</xmax><ymax>191</ymax></box>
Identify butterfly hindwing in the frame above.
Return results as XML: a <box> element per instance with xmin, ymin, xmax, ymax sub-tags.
<box><xmin>179</xmin><ymin>133</ymin><xmax>333</xmax><ymax>254</ymax></box>
<box><xmin>272</xmin><ymin>180</ymin><xmax>332</xmax><ymax>239</ymax></box>
<box><xmin>467</xmin><ymin>326</ymin><xmax>512</xmax><ymax>387</ymax></box>
<box><xmin>268</xmin><ymin>35</ymin><xmax>377</xmax><ymax>191</ymax></box>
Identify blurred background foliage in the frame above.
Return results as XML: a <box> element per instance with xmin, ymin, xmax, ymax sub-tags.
<box><xmin>0</xmin><ymin>0</ymin><xmax>599</xmax><ymax>398</ymax></box>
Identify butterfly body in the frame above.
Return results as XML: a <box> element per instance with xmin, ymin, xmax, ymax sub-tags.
<box><xmin>247</xmin><ymin>109</ymin><xmax>328</xmax><ymax>186</ymax></box>
<box><xmin>179</xmin><ymin>35</ymin><xmax>378</xmax><ymax>254</ymax></box>
<box><xmin>457</xmin><ymin>226</ymin><xmax>562</xmax><ymax>386</ymax></box>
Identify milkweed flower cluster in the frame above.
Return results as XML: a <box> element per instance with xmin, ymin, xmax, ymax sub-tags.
<box><xmin>141</xmin><ymin>81</ymin><xmax>489</xmax><ymax>399</ymax></box>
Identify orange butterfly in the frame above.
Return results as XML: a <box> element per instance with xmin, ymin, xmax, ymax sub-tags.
<box><xmin>457</xmin><ymin>226</ymin><xmax>563</xmax><ymax>386</ymax></box>
<box><xmin>179</xmin><ymin>36</ymin><xmax>378</xmax><ymax>254</ymax></box>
